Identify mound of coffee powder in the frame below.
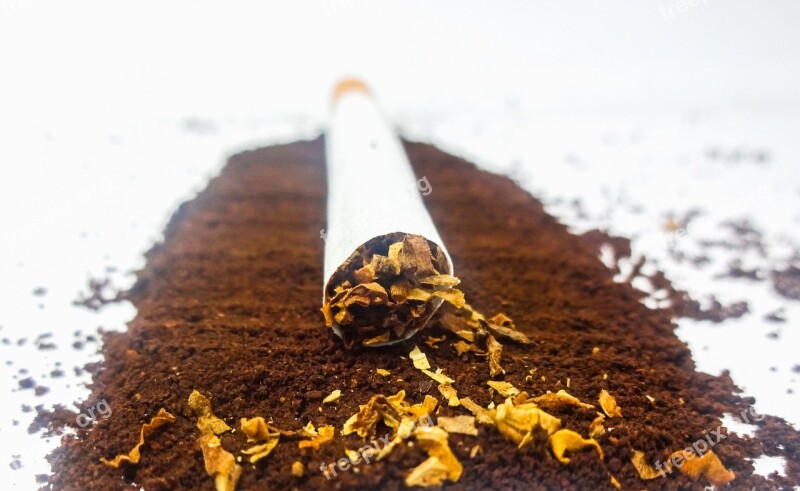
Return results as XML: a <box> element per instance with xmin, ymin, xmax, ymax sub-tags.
<box><xmin>44</xmin><ymin>139</ymin><xmax>799</xmax><ymax>490</ymax></box>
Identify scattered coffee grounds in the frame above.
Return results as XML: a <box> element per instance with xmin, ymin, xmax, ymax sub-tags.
<box><xmin>18</xmin><ymin>376</ymin><xmax>36</xmax><ymax>390</ymax></box>
<box><xmin>764</xmin><ymin>309</ymin><xmax>787</xmax><ymax>323</ymax></box>
<box><xmin>580</xmin><ymin>230</ymin><xmax>751</xmax><ymax>323</ymax></box>
<box><xmin>44</xmin><ymin>139</ymin><xmax>799</xmax><ymax>489</ymax></box>
<box><xmin>29</xmin><ymin>405</ymin><xmax>78</xmax><ymax>436</ymax></box>
<box><xmin>772</xmin><ymin>266</ymin><xmax>800</xmax><ymax>301</ymax></box>
<box><xmin>72</xmin><ymin>278</ymin><xmax>123</xmax><ymax>311</ymax></box>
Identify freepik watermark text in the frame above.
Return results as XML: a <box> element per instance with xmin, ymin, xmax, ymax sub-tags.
<box><xmin>319</xmin><ymin>414</ymin><xmax>433</xmax><ymax>479</ymax></box>
<box><xmin>654</xmin><ymin>406</ymin><xmax>763</xmax><ymax>477</ymax></box>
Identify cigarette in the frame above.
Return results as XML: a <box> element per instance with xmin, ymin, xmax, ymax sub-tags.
<box><xmin>322</xmin><ymin>79</ymin><xmax>463</xmax><ymax>348</ymax></box>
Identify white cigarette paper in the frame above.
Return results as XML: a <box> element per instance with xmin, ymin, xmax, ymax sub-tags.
<box><xmin>323</xmin><ymin>80</ymin><xmax>455</xmax><ymax>347</ymax></box>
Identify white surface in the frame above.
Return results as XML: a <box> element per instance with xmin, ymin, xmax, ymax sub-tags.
<box><xmin>1</xmin><ymin>0</ymin><xmax>799</xmax><ymax>488</ymax></box>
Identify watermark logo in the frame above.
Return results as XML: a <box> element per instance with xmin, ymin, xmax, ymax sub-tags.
<box><xmin>320</xmin><ymin>414</ymin><xmax>434</xmax><ymax>479</ymax></box>
<box><xmin>659</xmin><ymin>0</ymin><xmax>710</xmax><ymax>21</ymax></box>
<box><xmin>75</xmin><ymin>399</ymin><xmax>112</xmax><ymax>427</ymax></box>
<box><xmin>416</xmin><ymin>175</ymin><xmax>432</xmax><ymax>196</ymax></box>
<box><xmin>654</xmin><ymin>406</ymin><xmax>763</xmax><ymax>477</ymax></box>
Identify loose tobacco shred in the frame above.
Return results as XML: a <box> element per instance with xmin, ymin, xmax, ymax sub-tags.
<box><xmin>486</xmin><ymin>334</ymin><xmax>504</xmax><ymax>377</ymax></box>
<box><xmin>631</xmin><ymin>449</ymin><xmax>664</xmax><ymax>480</ymax></box>
<box><xmin>529</xmin><ymin>390</ymin><xmax>595</xmax><ymax>411</ymax></box>
<box><xmin>588</xmin><ymin>413</ymin><xmax>606</xmax><ymax>439</ymax></box>
<box><xmin>100</xmin><ymin>408</ymin><xmax>176</xmax><ymax>468</ymax></box>
<box><xmin>298</xmin><ymin>422</ymin><xmax>335</xmax><ymax>450</ymax></box>
<box><xmin>437</xmin><ymin>415</ymin><xmax>478</xmax><ymax>436</ymax></box>
<box><xmin>198</xmin><ymin>433</ymin><xmax>242</xmax><ymax>491</ymax></box>
<box><xmin>239</xmin><ymin>417</ymin><xmax>280</xmax><ymax>464</ymax></box>
<box><xmin>322</xmin><ymin>389</ymin><xmax>342</xmax><ymax>404</ymax></box>
<box><xmin>548</xmin><ymin>429</ymin><xmax>604</xmax><ymax>464</ymax></box>
<box><xmin>405</xmin><ymin>426</ymin><xmax>463</xmax><ymax>487</ymax></box>
<box><xmin>323</xmin><ymin>234</ymin><xmax>461</xmax><ymax>347</ymax></box>
<box><xmin>487</xmin><ymin>380</ymin><xmax>520</xmax><ymax>398</ymax></box>
<box><xmin>671</xmin><ymin>449</ymin><xmax>735</xmax><ymax>486</ymax></box>
<box><xmin>188</xmin><ymin>390</ymin><xmax>232</xmax><ymax>435</ymax></box>
<box><xmin>410</xmin><ymin>345</ymin><xmax>432</xmax><ymax>370</ymax></box>
<box><xmin>459</xmin><ymin>398</ymin><xmax>494</xmax><ymax>425</ymax></box>
<box><xmin>491</xmin><ymin>398</ymin><xmax>561</xmax><ymax>448</ymax></box>
<box><xmin>438</xmin><ymin>383</ymin><xmax>460</xmax><ymax>407</ymax></box>
<box><xmin>598</xmin><ymin>389</ymin><xmax>623</xmax><ymax>418</ymax></box>
<box><xmin>190</xmin><ymin>391</ymin><xmax>239</xmax><ymax>490</ymax></box>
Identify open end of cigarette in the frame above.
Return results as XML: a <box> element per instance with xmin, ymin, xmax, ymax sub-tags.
<box><xmin>331</xmin><ymin>78</ymin><xmax>371</xmax><ymax>102</ymax></box>
<box><xmin>322</xmin><ymin>233</ymin><xmax>463</xmax><ymax>348</ymax></box>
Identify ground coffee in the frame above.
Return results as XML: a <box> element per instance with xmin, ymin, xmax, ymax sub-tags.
<box><xmin>44</xmin><ymin>139</ymin><xmax>799</xmax><ymax>490</ymax></box>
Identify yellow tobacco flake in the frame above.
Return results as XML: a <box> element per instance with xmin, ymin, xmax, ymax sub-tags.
<box><xmin>198</xmin><ymin>433</ymin><xmax>242</xmax><ymax>491</ymax></box>
<box><xmin>363</xmin><ymin>332</ymin><xmax>391</xmax><ymax>346</ymax></box>
<box><xmin>437</xmin><ymin>415</ymin><xmax>478</xmax><ymax>436</ymax></box>
<box><xmin>487</xmin><ymin>380</ymin><xmax>520</xmax><ymax>398</ymax></box>
<box><xmin>422</xmin><ymin>368</ymin><xmax>455</xmax><ymax>385</ymax></box>
<box><xmin>548</xmin><ymin>429</ymin><xmax>604</xmax><ymax>464</ymax></box>
<box><xmin>344</xmin><ymin>448</ymin><xmax>360</xmax><ymax>463</ymax></box>
<box><xmin>588</xmin><ymin>413</ymin><xmax>606</xmax><ymax>439</ymax></box>
<box><xmin>425</xmin><ymin>335</ymin><xmax>447</xmax><ymax>349</ymax></box>
<box><xmin>407</xmin><ymin>288</ymin><xmax>466</xmax><ymax>309</ymax></box>
<box><xmin>469</xmin><ymin>445</ymin><xmax>481</xmax><ymax>458</ymax></box>
<box><xmin>240</xmin><ymin>417</ymin><xmax>272</xmax><ymax>442</ymax></box>
<box><xmin>410</xmin><ymin>345</ymin><xmax>431</xmax><ymax>370</ymax></box>
<box><xmin>432</xmin><ymin>289</ymin><xmax>466</xmax><ymax>308</ymax></box>
<box><xmin>188</xmin><ymin>390</ymin><xmax>231</xmax><ymax>435</ymax></box>
<box><xmin>438</xmin><ymin>311</ymin><xmax>479</xmax><ymax>340</ymax></box>
<box><xmin>513</xmin><ymin>391</ymin><xmax>530</xmax><ymax>406</ymax></box>
<box><xmin>530</xmin><ymin>390</ymin><xmax>595</xmax><ymax>411</ymax></box>
<box><xmin>405</xmin><ymin>426</ymin><xmax>463</xmax><ymax>487</ymax></box>
<box><xmin>389</xmin><ymin>282</ymin><xmax>410</xmax><ymax>303</ymax></box>
<box><xmin>242</xmin><ymin>437</ymin><xmax>280</xmax><ymax>464</ymax></box>
<box><xmin>459</xmin><ymin>398</ymin><xmax>494</xmax><ymax>425</ymax></box>
<box><xmin>407</xmin><ymin>395</ymin><xmax>439</xmax><ymax>420</ymax></box>
<box><xmin>353</xmin><ymin>264</ymin><xmax>376</xmax><ymax>284</ymax></box>
<box><xmin>405</xmin><ymin>457</ymin><xmax>451</xmax><ymax>487</ymax></box>
<box><xmin>387</xmin><ymin>241</ymin><xmax>403</xmax><ymax>273</ymax></box>
<box><xmin>599</xmin><ymin>389</ymin><xmax>622</xmax><ymax>418</ymax></box>
<box><xmin>456</xmin><ymin>330</ymin><xmax>475</xmax><ymax>342</ymax></box>
<box><xmin>438</xmin><ymin>383</ymin><xmax>460</xmax><ymax>407</ymax></box>
<box><xmin>420</xmin><ymin>274</ymin><xmax>461</xmax><ymax>287</ymax></box>
<box><xmin>238</xmin><ymin>417</ymin><xmax>281</xmax><ymax>463</ymax></box>
<box><xmin>610</xmin><ymin>475</ymin><xmax>621</xmax><ymax>489</ymax></box>
<box><xmin>291</xmin><ymin>461</ymin><xmax>304</xmax><ymax>477</ymax></box>
<box><xmin>376</xmin><ymin>368</ymin><xmax>391</xmax><ymax>377</ymax></box>
<box><xmin>100</xmin><ymin>408</ymin><xmax>176</xmax><ymax>468</ymax></box>
<box><xmin>487</xmin><ymin>313</ymin><xmax>514</xmax><ymax>328</ymax></box>
<box><xmin>480</xmin><ymin>320</ymin><xmax>533</xmax><ymax>344</ymax></box>
<box><xmin>342</xmin><ymin>391</ymin><xmax>404</xmax><ymax>437</ymax></box>
<box><xmin>491</xmin><ymin>398</ymin><xmax>561</xmax><ymax>447</ymax></box>
<box><xmin>487</xmin><ymin>335</ymin><xmax>504</xmax><ymax>377</ymax></box>
<box><xmin>323</xmin><ymin>390</ymin><xmax>342</xmax><ymax>404</ymax></box>
<box><xmin>671</xmin><ymin>450</ymin><xmax>735</xmax><ymax>486</ymax></box>
<box><xmin>452</xmin><ymin>340</ymin><xmax>476</xmax><ymax>356</ymax></box>
<box><xmin>298</xmin><ymin>424</ymin><xmax>335</xmax><ymax>450</ymax></box>
<box><xmin>460</xmin><ymin>303</ymin><xmax>486</xmax><ymax>323</ymax></box>
<box><xmin>631</xmin><ymin>449</ymin><xmax>664</xmax><ymax>480</ymax></box>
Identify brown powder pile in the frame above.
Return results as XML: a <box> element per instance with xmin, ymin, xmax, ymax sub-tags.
<box><xmin>44</xmin><ymin>139</ymin><xmax>799</xmax><ymax>490</ymax></box>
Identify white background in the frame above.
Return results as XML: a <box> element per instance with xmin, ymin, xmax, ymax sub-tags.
<box><xmin>1</xmin><ymin>0</ymin><xmax>799</xmax><ymax>487</ymax></box>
